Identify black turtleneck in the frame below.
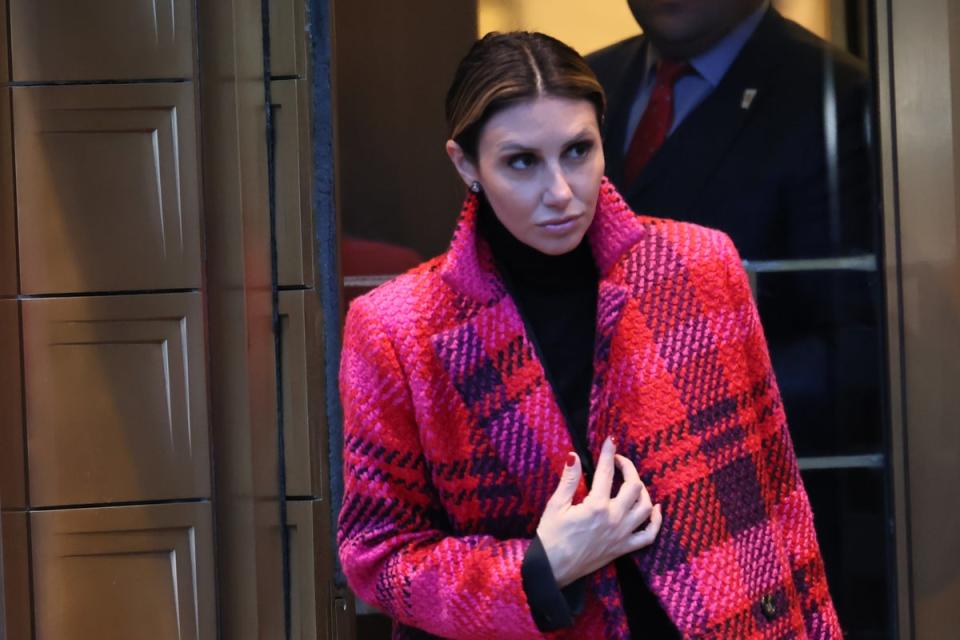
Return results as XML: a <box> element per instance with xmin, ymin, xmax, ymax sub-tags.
<box><xmin>478</xmin><ymin>201</ymin><xmax>598</xmax><ymax>456</ymax></box>
<box><xmin>479</xmin><ymin>202</ymin><xmax>679</xmax><ymax>639</ymax></box>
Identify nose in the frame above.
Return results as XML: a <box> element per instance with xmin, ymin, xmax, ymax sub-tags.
<box><xmin>541</xmin><ymin>165</ymin><xmax>574</xmax><ymax>209</ymax></box>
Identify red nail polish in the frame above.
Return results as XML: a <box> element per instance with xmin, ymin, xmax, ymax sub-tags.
<box><xmin>609</xmin><ymin>436</ymin><xmax>618</xmax><ymax>448</ymax></box>
<box><xmin>566</xmin><ymin>453</ymin><xmax>576</xmax><ymax>467</ymax></box>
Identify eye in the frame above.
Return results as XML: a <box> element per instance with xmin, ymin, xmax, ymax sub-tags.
<box><xmin>566</xmin><ymin>140</ymin><xmax>594</xmax><ymax>160</ymax></box>
<box><xmin>506</xmin><ymin>152</ymin><xmax>537</xmax><ymax>170</ymax></box>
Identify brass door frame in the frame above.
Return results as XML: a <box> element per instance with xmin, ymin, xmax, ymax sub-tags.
<box><xmin>0</xmin><ymin>510</ymin><xmax>5</xmax><ymax>637</ymax></box>
<box><xmin>197</xmin><ymin>0</ymin><xmax>286</xmax><ymax>637</ymax></box>
<box><xmin>876</xmin><ymin>0</ymin><xmax>960</xmax><ymax>637</ymax></box>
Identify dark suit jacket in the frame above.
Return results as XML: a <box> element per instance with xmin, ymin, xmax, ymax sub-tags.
<box><xmin>588</xmin><ymin>8</ymin><xmax>874</xmax><ymax>262</ymax></box>
<box><xmin>588</xmin><ymin>9</ymin><xmax>883</xmax><ymax>458</ymax></box>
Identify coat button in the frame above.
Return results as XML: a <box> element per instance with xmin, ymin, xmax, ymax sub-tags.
<box><xmin>760</xmin><ymin>594</ymin><xmax>777</xmax><ymax>620</ymax></box>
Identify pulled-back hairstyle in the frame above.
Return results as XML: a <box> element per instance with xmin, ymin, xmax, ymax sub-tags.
<box><xmin>445</xmin><ymin>31</ymin><xmax>606</xmax><ymax>159</ymax></box>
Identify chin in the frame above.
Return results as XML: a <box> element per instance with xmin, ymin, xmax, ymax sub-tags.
<box><xmin>532</xmin><ymin>231</ymin><xmax>588</xmax><ymax>256</ymax></box>
<box><xmin>536</xmin><ymin>245</ymin><xmax>574</xmax><ymax>256</ymax></box>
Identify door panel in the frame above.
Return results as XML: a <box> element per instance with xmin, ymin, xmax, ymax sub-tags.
<box><xmin>289</xmin><ymin>500</ymin><xmax>318</xmax><ymax>640</ymax></box>
<box><xmin>279</xmin><ymin>290</ymin><xmax>327</xmax><ymax>498</ymax></box>
<box><xmin>31</xmin><ymin>502</ymin><xmax>215</xmax><ymax>640</ymax></box>
<box><xmin>273</xmin><ymin>79</ymin><xmax>314</xmax><ymax>287</ymax></box>
<box><xmin>0</xmin><ymin>299</ymin><xmax>25</xmax><ymax>509</ymax></box>
<box><xmin>280</xmin><ymin>290</ymin><xmax>312</xmax><ymax>496</ymax></box>
<box><xmin>1</xmin><ymin>87</ymin><xmax>15</xmax><ymax>297</ymax></box>
<box><xmin>23</xmin><ymin>293</ymin><xmax>210</xmax><ymax>506</ymax></box>
<box><xmin>270</xmin><ymin>0</ymin><xmax>308</xmax><ymax>78</ymax></box>
<box><xmin>9</xmin><ymin>0</ymin><xmax>195</xmax><ymax>82</ymax></box>
<box><xmin>0</xmin><ymin>0</ymin><xmax>7</xmax><ymax>84</ymax></box>
<box><xmin>14</xmin><ymin>83</ymin><xmax>201</xmax><ymax>294</ymax></box>
<box><xmin>1</xmin><ymin>512</ymin><xmax>32</xmax><ymax>640</ymax></box>
<box><xmin>286</xmin><ymin>499</ymin><xmax>335</xmax><ymax>640</ymax></box>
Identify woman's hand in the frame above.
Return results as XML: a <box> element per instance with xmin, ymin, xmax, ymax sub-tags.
<box><xmin>536</xmin><ymin>436</ymin><xmax>662</xmax><ymax>587</ymax></box>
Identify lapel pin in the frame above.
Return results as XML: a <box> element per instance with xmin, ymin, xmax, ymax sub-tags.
<box><xmin>741</xmin><ymin>88</ymin><xmax>758</xmax><ymax>110</ymax></box>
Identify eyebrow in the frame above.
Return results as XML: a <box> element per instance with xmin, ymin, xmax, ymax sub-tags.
<box><xmin>495</xmin><ymin>127</ymin><xmax>595</xmax><ymax>152</ymax></box>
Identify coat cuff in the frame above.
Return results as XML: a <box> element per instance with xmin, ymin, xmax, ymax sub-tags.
<box><xmin>521</xmin><ymin>535</ymin><xmax>586</xmax><ymax>631</ymax></box>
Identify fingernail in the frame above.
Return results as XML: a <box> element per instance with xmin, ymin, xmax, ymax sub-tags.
<box><xmin>566</xmin><ymin>453</ymin><xmax>576</xmax><ymax>467</ymax></box>
<box><xmin>608</xmin><ymin>436</ymin><xmax>617</xmax><ymax>448</ymax></box>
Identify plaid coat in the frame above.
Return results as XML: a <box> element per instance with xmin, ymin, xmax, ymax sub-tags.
<box><xmin>338</xmin><ymin>179</ymin><xmax>841</xmax><ymax>639</ymax></box>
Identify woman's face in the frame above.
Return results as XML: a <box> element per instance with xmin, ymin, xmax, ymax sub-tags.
<box><xmin>447</xmin><ymin>96</ymin><xmax>605</xmax><ymax>256</ymax></box>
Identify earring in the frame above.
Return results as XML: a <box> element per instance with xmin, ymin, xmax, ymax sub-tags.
<box><xmin>469</xmin><ymin>181</ymin><xmax>482</xmax><ymax>194</ymax></box>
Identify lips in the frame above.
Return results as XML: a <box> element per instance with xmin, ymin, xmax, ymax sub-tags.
<box><xmin>537</xmin><ymin>214</ymin><xmax>582</xmax><ymax>228</ymax></box>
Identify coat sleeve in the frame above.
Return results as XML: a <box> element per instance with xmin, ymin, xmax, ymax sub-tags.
<box><xmin>336</xmin><ymin>297</ymin><xmax>547</xmax><ymax>640</ymax></box>
<box><xmin>720</xmin><ymin>235</ymin><xmax>844</xmax><ymax>638</ymax></box>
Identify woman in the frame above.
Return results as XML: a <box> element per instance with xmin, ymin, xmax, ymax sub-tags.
<box><xmin>337</xmin><ymin>31</ymin><xmax>840</xmax><ymax>639</ymax></box>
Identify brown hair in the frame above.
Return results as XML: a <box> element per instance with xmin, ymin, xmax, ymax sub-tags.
<box><xmin>445</xmin><ymin>31</ymin><xmax>606</xmax><ymax>159</ymax></box>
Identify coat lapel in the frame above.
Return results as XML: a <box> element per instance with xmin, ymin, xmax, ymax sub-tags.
<box><xmin>434</xmin><ymin>181</ymin><xmax>646</xmax><ymax>506</ymax></box>
<box><xmin>435</xmin><ymin>194</ymin><xmax>572</xmax><ymax>509</ymax></box>
<box><xmin>585</xmin><ymin>278</ymin><xmax>632</xmax><ymax>458</ymax></box>
<box><xmin>430</xmin><ymin>283</ymin><xmax>573</xmax><ymax>511</ymax></box>
<box><xmin>583</xmin><ymin>182</ymin><xmax>645</xmax><ymax>455</ymax></box>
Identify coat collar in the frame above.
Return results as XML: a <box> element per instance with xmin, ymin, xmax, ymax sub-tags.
<box><xmin>440</xmin><ymin>177</ymin><xmax>645</xmax><ymax>303</ymax></box>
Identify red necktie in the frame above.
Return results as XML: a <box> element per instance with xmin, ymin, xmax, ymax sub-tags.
<box><xmin>623</xmin><ymin>60</ymin><xmax>692</xmax><ymax>184</ymax></box>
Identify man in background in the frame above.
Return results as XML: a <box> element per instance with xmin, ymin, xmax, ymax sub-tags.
<box><xmin>589</xmin><ymin>0</ymin><xmax>873</xmax><ymax>258</ymax></box>
<box><xmin>588</xmin><ymin>0</ymin><xmax>882</xmax><ymax>504</ymax></box>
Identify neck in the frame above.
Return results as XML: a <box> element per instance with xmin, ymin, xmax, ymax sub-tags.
<box><xmin>477</xmin><ymin>199</ymin><xmax>596</xmax><ymax>287</ymax></box>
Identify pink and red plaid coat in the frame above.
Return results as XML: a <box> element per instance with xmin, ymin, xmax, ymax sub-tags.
<box><xmin>338</xmin><ymin>179</ymin><xmax>841</xmax><ymax>639</ymax></box>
